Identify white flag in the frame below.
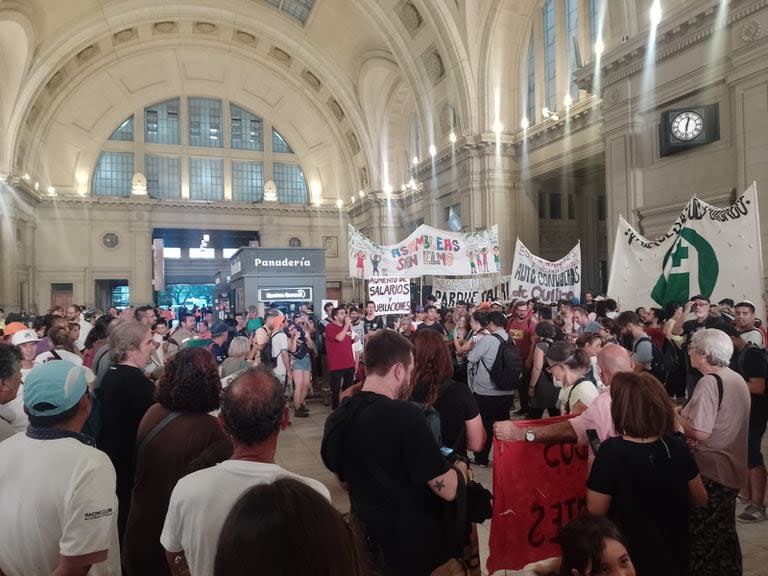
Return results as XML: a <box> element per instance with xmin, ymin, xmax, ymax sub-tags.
<box><xmin>608</xmin><ymin>183</ymin><xmax>764</xmax><ymax>314</ymax></box>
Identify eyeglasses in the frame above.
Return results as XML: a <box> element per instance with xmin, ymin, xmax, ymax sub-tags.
<box><xmin>545</xmin><ymin>363</ymin><xmax>562</xmax><ymax>373</ymax></box>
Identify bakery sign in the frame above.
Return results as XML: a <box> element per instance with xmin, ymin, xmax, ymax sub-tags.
<box><xmin>257</xmin><ymin>287</ymin><xmax>314</xmax><ymax>302</ymax></box>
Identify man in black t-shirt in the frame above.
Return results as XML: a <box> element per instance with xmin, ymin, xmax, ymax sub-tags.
<box><xmin>726</xmin><ymin>325</ymin><xmax>768</xmax><ymax>522</ymax></box>
<box><xmin>672</xmin><ymin>294</ymin><xmax>732</xmax><ymax>395</ymax></box>
<box><xmin>321</xmin><ymin>330</ymin><xmax>468</xmax><ymax>576</ymax></box>
<box><xmin>362</xmin><ymin>301</ymin><xmax>384</xmax><ymax>334</ymax></box>
<box><xmin>417</xmin><ymin>305</ymin><xmax>445</xmax><ymax>335</ymax></box>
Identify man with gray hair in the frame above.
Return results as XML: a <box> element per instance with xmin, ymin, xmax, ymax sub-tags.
<box><xmin>161</xmin><ymin>366</ymin><xmax>329</xmax><ymax>576</ymax></box>
<box><xmin>677</xmin><ymin>328</ymin><xmax>750</xmax><ymax>575</ymax></box>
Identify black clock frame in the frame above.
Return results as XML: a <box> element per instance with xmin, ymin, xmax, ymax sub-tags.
<box><xmin>659</xmin><ymin>103</ymin><xmax>720</xmax><ymax>157</ymax></box>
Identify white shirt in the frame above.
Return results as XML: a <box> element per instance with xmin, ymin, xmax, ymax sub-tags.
<box><xmin>271</xmin><ymin>331</ymin><xmax>289</xmax><ymax>376</ymax></box>
<box><xmin>34</xmin><ymin>349</ymin><xmax>83</xmax><ymax>366</ymax></box>
<box><xmin>558</xmin><ymin>379</ymin><xmax>599</xmax><ymax>414</ymax></box>
<box><xmin>161</xmin><ymin>460</ymin><xmax>330</xmax><ymax>576</ymax></box>
<box><xmin>76</xmin><ymin>316</ymin><xmax>92</xmax><ymax>351</ymax></box>
<box><xmin>3</xmin><ymin>384</ymin><xmax>28</xmax><ymax>434</ymax></box>
<box><xmin>0</xmin><ymin>434</ymin><xmax>121</xmax><ymax>575</ymax></box>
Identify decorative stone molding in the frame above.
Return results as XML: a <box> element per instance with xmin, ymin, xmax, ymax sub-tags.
<box><xmin>439</xmin><ymin>103</ymin><xmax>459</xmax><ymax>135</ymax></box>
<box><xmin>269</xmin><ymin>46</ymin><xmax>292</xmax><ymax>65</ymax></box>
<box><xmin>742</xmin><ymin>18</ymin><xmax>762</xmax><ymax>43</ymax></box>
<box><xmin>328</xmin><ymin>98</ymin><xmax>345</xmax><ymax>121</ymax></box>
<box><xmin>233</xmin><ymin>30</ymin><xmax>257</xmax><ymax>46</ymax></box>
<box><xmin>37</xmin><ymin>194</ymin><xmax>343</xmax><ymax>215</ymax></box>
<box><xmin>423</xmin><ymin>47</ymin><xmax>445</xmax><ymax>85</ymax></box>
<box><xmin>398</xmin><ymin>1</ymin><xmax>423</xmax><ymax>35</ymax></box>
<box><xmin>301</xmin><ymin>69</ymin><xmax>322</xmax><ymax>91</ymax></box>
<box><xmin>193</xmin><ymin>22</ymin><xmax>217</xmax><ymax>35</ymax></box>
<box><xmin>360</xmin><ymin>167</ymin><xmax>368</xmax><ymax>187</ymax></box>
<box><xmin>153</xmin><ymin>21</ymin><xmax>177</xmax><ymax>34</ymax></box>
<box><xmin>46</xmin><ymin>71</ymin><xmax>65</xmax><ymax>94</ymax></box>
<box><xmin>346</xmin><ymin>131</ymin><xmax>360</xmax><ymax>154</ymax></box>
<box><xmin>576</xmin><ymin>0</ymin><xmax>768</xmax><ymax>91</ymax></box>
<box><xmin>76</xmin><ymin>45</ymin><xmax>100</xmax><ymax>65</ymax></box>
<box><xmin>113</xmin><ymin>28</ymin><xmax>138</xmax><ymax>45</ymax></box>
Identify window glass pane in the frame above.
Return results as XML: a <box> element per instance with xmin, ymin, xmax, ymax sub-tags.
<box><xmin>189</xmin><ymin>158</ymin><xmax>224</xmax><ymax>201</ymax></box>
<box><xmin>145</xmin><ymin>155</ymin><xmax>181</xmax><ymax>198</ymax></box>
<box><xmin>145</xmin><ymin>99</ymin><xmax>180</xmax><ymax>145</ymax></box>
<box><xmin>92</xmin><ymin>152</ymin><xmax>133</xmax><ymax>196</ymax></box>
<box><xmin>222</xmin><ymin>248</ymin><xmax>238</xmax><ymax>259</ymax></box>
<box><xmin>282</xmin><ymin>0</ymin><xmax>311</xmax><ymax>22</ymax></box>
<box><xmin>549</xmin><ymin>192</ymin><xmax>562</xmax><ymax>219</ymax></box>
<box><xmin>590</xmin><ymin>0</ymin><xmax>601</xmax><ymax>44</ymax></box>
<box><xmin>189</xmin><ymin>98</ymin><xmax>223</xmax><ymax>148</ymax></box>
<box><xmin>526</xmin><ymin>34</ymin><xmax>536</xmax><ymax>124</ymax></box>
<box><xmin>232</xmin><ymin>161</ymin><xmax>264</xmax><ymax>202</ymax></box>
<box><xmin>230</xmin><ymin>104</ymin><xmax>263</xmax><ymax>151</ymax></box>
<box><xmin>163</xmin><ymin>247</ymin><xmax>182</xmax><ymax>259</ymax></box>
<box><xmin>273</xmin><ymin>163</ymin><xmax>307</xmax><ymax>204</ymax></box>
<box><xmin>109</xmin><ymin>116</ymin><xmax>134</xmax><ymax>141</ymax></box>
<box><xmin>543</xmin><ymin>0</ymin><xmax>556</xmax><ymax>109</ymax></box>
<box><xmin>189</xmin><ymin>248</ymin><xmax>216</xmax><ymax>259</ymax></box>
<box><xmin>272</xmin><ymin>129</ymin><xmax>293</xmax><ymax>153</ymax></box>
<box><xmin>566</xmin><ymin>0</ymin><xmax>580</xmax><ymax>103</ymax></box>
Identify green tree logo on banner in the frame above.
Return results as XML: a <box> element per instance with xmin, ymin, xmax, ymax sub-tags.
<box><xmin>650</xmin><ymin>228</ymin><xmax>719</xmax><ymax>306</ymax></box>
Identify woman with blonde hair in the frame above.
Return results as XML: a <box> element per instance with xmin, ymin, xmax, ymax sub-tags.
<box><xmin>545</xmin><ymin>342</ymin><xmax>595</xmax><ymax>415</ymax></box>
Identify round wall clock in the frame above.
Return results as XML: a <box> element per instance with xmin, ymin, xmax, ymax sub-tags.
<box><xmin>670</xmin><ymin>111</ymin><xmax>704</xmax><ymax>141</ymax></box>
<box><xmin>102</xmin><ymin>232</ymin><xmax>120</xmax><ymax>248</ymax></box>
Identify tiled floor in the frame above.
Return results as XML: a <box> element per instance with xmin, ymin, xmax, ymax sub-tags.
<box><xmin>277</xmin><ymin>400</ymin><xmax>768</xmax><ymax>576</ymax></box>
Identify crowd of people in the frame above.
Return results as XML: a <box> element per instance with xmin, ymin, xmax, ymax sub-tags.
<box><xmin>0</xmin><ymin>291</ymin><xmax>764</xmax><ymax>575</ymax></box>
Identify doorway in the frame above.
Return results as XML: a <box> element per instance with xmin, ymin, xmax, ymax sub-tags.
<box><xmin>95</xmin><ymin>280</ymin><xmax>129</xmax><ymax>311</ymax></box>
<box><xmin>51</xmin><ymin>283</ymin><xmax>73</xmax><ymax>310</ymax></box>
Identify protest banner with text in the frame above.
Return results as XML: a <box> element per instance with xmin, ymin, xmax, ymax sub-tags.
<box><xmin>608</xmin><ymin>183</ymin><xmax>764</xmax><ymax>314</ymax></box>
<box><xmin>510</xmin><ymin>239</ymin><xmax>582</xmax><ymax>303</ymax></box>
<box><xmin>431</xmin><ymin>276</ymin><xmax>513</xmax><ymax>307</ymax></box>
<box><xmin>367</xmin><ymin>277</ymin><xmax>411</xmax><ymax>316</ymax></box>
<box><xmin>487</xmin><ymin>416</ymin><xmax>589</xmax><ymax>573</ymax></box>
<box><xmin>348</xmin><ymin>224</ymin><xmax>500</xmax><ymax>279</ymax></box>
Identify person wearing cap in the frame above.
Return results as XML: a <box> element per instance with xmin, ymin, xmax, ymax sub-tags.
<box><xmin>490</xmin><ymin>300</ymin><xmax>504</xmax><ymax>313</ymax></box>
<box><xmin>2</xmin><ymin>321</ymin><xmax>27</xmax><ymax>343</ymax></box>
<box><xmin>0</xmin><ymin>343</ymin><xmax>24</xmax><ymax>442</ymax></box>
<box><xmin>0</xmin><ymin>361</ymin><xmax>121</xmax><ymax>575</ymax></box>
<box><xmin>208</xmin><ymin>321</ymin><xmax>230</xmax><ymax>365</ymax></box>
<box><xmin>12</xmin><ymin>328</ymin><xmax>40</xmax><ymax>382</ymax></box>
<box><xmin>672</xmin><ymin>294</ymin><xmax>733</xmax><ymax>395</ymax></box>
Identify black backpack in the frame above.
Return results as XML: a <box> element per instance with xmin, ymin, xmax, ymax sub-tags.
<box><xmin>633</xmin><ymin>336</ymin><xmax>668</xmax><ymax>383</ymax></box>
<box><xmin>482</xmin><ymin>334</ymin><xmax>523</xmax><ymax>391</ymax></box>
<box><xmin>259</xmin><ymin>329</ymin><xmax>277</xmax><ymax>368</ymax></box>
<box><xmin>660</xmin><ymin>338</ymin><xmax>682</xmax><ymax>375</ymax></box>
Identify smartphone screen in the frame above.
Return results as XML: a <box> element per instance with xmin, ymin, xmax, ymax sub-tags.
<box><xmin>440</xmin><ymin>446</ymin><xmax>454</xmax><ymax>457</ymax></box>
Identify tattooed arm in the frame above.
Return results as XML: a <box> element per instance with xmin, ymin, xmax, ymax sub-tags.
<box><xmin>427</xmin><ymin>460</ymin><xmax>468</xmax><ymax>502</ymax></box>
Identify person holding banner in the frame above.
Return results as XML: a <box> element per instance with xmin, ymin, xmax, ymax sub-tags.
<box><xmin>494</xmin><ymin>345</ymin><xmax>633</xmax><ymax>447</ymax></box>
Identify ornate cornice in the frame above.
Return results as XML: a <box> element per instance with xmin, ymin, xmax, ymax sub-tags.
<box><xmin>36</xmin><ymin>193</ymin><xmax>343</xmax><ymax>215</ymax></box>
<box><xmin>575</xmin><ymin>0</ymin><xmax>765</xmax><ymax>92</ymax></box>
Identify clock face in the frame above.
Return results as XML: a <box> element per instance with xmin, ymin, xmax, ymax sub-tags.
<box><xmin>671</xmin><ymin>111</ymin><xmax>704</xmax><ymax>141</ymax></box>
<box><xmin>102</xmin><ymin>232</ymin><xmax>119</xmax><ymax>249</ymax></box>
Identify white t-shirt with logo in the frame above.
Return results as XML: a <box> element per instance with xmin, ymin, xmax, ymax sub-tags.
<box><xmin>0</xmin><ymin>435</ymin><xmax>121</xmax><ymax>576</ymax></box>
<box><xmin>34</xmin><ymin>349</ymin><xmax>83</xmax><ymax>366</ymax></box>
<box><xmin>161</xmin><ymin>460</ymin><xmax>330</xmax><ymax>576</ymax></box>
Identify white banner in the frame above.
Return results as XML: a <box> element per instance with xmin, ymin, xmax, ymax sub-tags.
<box><xmin>349</xmin><ymin>224</ymin><xmax>500</xmax><ymax>279</ymax></box>
<box><xmin>608</xmin><ymin>183</ymin><xmax>764</xmax><ymax>312</ymax></box>
<box><xmin>432</xmin><ymin>276</ymin><xmax>513</xmax><ymax>307</ymax></box>
<box><xmin>368</xmin><ymin>277</ymin><xmax>411</xmax><ymax>316</ymax></box>
<box><xmin>510</xmin><ymin>239</ymin><xmax>582</xmax><ymax>302</ymax></box>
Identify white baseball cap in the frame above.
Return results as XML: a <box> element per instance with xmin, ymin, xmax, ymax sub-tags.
<box><xmin>11</xmin><ymin>329</ymin><xmax>40</xmax><ymax>346</ymax></box>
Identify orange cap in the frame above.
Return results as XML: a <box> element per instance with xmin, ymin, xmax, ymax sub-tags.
<box><xmin>3</xmin><ymin>322</ymin><xmax>28</xmax><ymax>337</ymax></box>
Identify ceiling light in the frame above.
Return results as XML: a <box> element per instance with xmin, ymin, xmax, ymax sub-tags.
<box><xmin>449</xmin><ymin>132</ymin><xmax>457</xmax><ymax>143</ymax></box>
<box><xmin>520</xmin><ymin>117</ymin><xmax>530</xmax><ymax>130</ymax></box>
<box><xmin>335</xmin><ymin>198</ymin><xmax>343</xmax><ymax>208</ymax></box>
<box><xmin>564</xmin><ymin>94</ymin><xmax>573</xmax><ymax>108</ymax></box>
<box><xmin>650</xmin><ymin>0</ymin><xmax>662</xmax><ymax>26</ymax></box>
<box><xmin>429</xmin><ymin>144</ymin><xmax>437</xmax><ymax>157</ymax></box>
<box><xmin>412</xmin><ymin>156</ymin><xmax>419</xmax><ymax>166</ymax></box>
<box><xmin>542</xmin><ymin>107</ymin><xmax>551</xmax><ymax>118</ymax></box>
<box><xmin>493</xmin><ymin>120</ymin><xmax>503</xmax><ymax>134</ymax></box>
<box><xmin>594</xmin><ymin>38</ymin><xmax>605</xmax><ymax>57</ymax></box>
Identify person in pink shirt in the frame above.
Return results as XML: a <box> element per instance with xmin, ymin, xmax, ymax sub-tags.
<box><xmin>493</xmin><ymin>344</ymin><xmax>633</xmax><ymax>446</ymax></box>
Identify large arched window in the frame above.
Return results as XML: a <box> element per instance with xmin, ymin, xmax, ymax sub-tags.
<box><xmin>92</xmin><ymin>98</ymin><xmax>307</xmax><ymax>204</ymax></box>
<box><xmin>523</xmin><ymin>0</ymin><xmax>602</xmax><ymax>125</ymax></box>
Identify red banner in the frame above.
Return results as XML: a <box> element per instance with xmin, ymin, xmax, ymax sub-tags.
<box><xmin>487</xmin><ymin>415</ymin><xmax>589</xmax><ymax>574</ymax></box>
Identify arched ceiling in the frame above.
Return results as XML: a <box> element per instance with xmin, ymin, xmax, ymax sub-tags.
<box><xmin>0</xmin><ymin>0</ymin><xmax>486</xmax><ymax>197</ymax></box>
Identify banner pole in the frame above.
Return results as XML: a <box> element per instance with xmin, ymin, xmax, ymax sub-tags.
<box><xmin>420</xmin><ymin>276</ymin><xmax>424</xmax><ymax>306</ymax></box>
